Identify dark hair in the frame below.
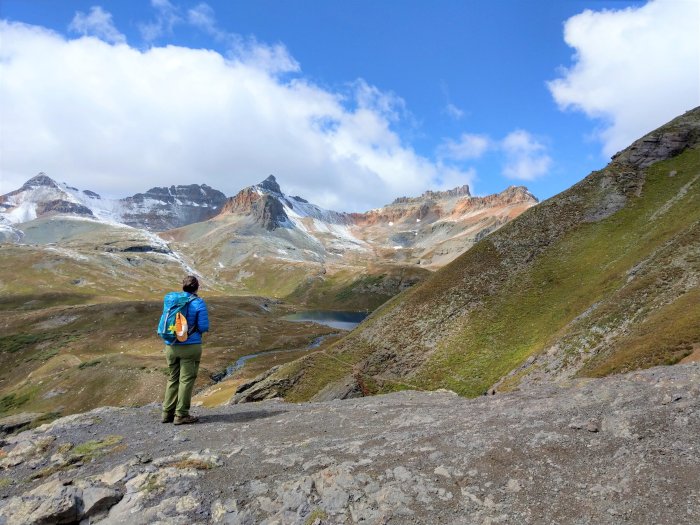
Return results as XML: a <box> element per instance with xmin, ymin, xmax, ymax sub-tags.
<box><xmin>182</xmin><ymin>275</ymin><xmax>199</xmax><ymax>294</ymax></box>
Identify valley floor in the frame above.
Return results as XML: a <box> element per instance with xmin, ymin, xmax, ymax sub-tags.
<box><xmin>1</xmin><ymin>363</ymin><xmax>698</xmax><ymax>524</ymax></box>
<box><xmin>0</xmin><ymin>294</ymin><xmax>343</xmax><ymax>418</ymax></box>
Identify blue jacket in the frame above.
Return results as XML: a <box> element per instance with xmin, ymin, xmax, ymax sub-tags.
<box><xmin>171</xmin><ymin>293</ymin><xmax>209</xmax><ymax>345</ymax></box>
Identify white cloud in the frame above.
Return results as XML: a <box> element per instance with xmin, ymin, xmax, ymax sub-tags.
<box><xmin>187</xmin><ymin>3</ymin><xmax>298</xmax><ymax>74</ymax></box>
<box><xmin>548</xmin><ymin>0</ymin><xmax>700</xmax><ymax>157</ymax></box>
<box><xmin>0</xmin><ymin>19</ymin><xmax>473</xmax><ymax>212</ymax></box>
<box><xmin>501</xmin><ymin>130</ymin><xmax>552</xmax><ymax>181</ymax></box>
<box><xmin>139</xmin><ymin>0</ymin><xmax>182</xmax><ymax>42</ymax></box>
<box><xmin>187</xmin><ymin>3</ymin><xmax>219</xmax><ymax>35</ymax></box>
<box><xmin>445</xmin><ymin>103</ymin><xmax>465</xmax><ymax>120</ymax></box>
<box><xmin>438</xmin><ymin>133</ymin><xmax>491</xmax><ymax>161</ymax></box>
<box><xmin>437</xmin><ymin>129</ymin><xmax>551</xmax><ymax>181</ymax></box>
<box><xmin>68</xmin><ymin>6</ymin><xmax>125</xmax><ymax>44</ymax></box>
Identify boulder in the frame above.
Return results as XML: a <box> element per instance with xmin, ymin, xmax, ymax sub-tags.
<box><xmin>0</xmin><ymin>479</ymin><xmax>81</xmax><ymax>525</ymax></box>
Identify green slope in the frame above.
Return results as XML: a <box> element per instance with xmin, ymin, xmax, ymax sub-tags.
<box><xmin>238</xmin><ymin>107</ymin><xmax>700</xmax><ymax>402</ymax></box>
<box><xmin>415</xmin><ymin>149</ymin><xmax>699</xmax><ymax>395</ymax></box>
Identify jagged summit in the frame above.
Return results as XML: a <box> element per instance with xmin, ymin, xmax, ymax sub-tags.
<box><xmin>257</xmin><ymin>174</ymin><xmax>282</xmax><ymax>194</ymax></box>
<box><xmin>218</xmin><ymin>186</ymin><xmax>287</xmax><ymax>231</ymax></box>
<box><xmin>195</xmin><ymin>173</ymin><xmax>538</xmax><ymax>272</ymax></box>
<box><xmin>219</xmin><ymin>175</ymin><xmax>348</xmax><ymax>231</ymax></box>
<box><xmin>350</xmin><ymin>182</ymin><xmax>536</xmax><ymax>233</ymax></box>
<box><xmin>19</xmin><ymin>172</ymin><xmax>59</xmax><ymax>190</ymax></box>
<box><xmin>391</xmin><ymin>184</ymin><xmax>471</xmax><ymax>205</ymax></box>
<box><xmin>120</xmin><ymin>184</ymin><xmax>227</xmax><ymax>230</ymax></box>
<box><xmin>0</xmin><ymin>172</ymin><xmax>96</xmax><ymax>224</ymax></box>
<box><xmin>1</xmin><ymin>169</ymin><xmax>538</xmax><ymax>279</ymax></box>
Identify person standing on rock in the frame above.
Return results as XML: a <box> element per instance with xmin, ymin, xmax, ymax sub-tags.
<box><xmin>161</xmin><ymin>275</ymin><xmax>210</xmax><ymax>425</ymax></box>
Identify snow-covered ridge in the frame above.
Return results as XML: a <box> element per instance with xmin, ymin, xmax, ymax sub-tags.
<box><xmin>0</xmin><ymin>173</ymin><xmax>226</xmax><ymax>231</ymax></box>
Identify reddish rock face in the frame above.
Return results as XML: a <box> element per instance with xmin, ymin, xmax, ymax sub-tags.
<box><xmin>1</xmin><ymin>170</ymin><xmax>537</xmax><ymax>267</ymax></box>
<box><xmin>220</xmin><ymin>187</ymin><xmax>264</xmax><ymax>215</ymax></box>
<box><xmin>349</xmin><ymin>185</ymin><xmax>537</xmax><ymax>227</ymax></box>
<box><xmin>451</xmin><ymin>186</ymin><xmax>537</xmax><ymax>218</ymax></box>
<box><xmin>219</xmin><ymin>187</ymin><xmax>288</xmax><ymax>231</ymax></box>
<box><xmin>349</xmin><ymin>202</ymin><xmax>438</xmax><ymax>227</ymax></box>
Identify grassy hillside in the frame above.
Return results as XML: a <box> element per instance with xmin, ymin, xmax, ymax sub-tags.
<box><xmin>237</xmin><ymin>108</ymin><xmax>700</xmax><ymax>402</ymax></box>
<box><xmin>415</xmin><ymin>149</ymin><xmax>699</xmax><ymax>395</ymax></box>
<box><xmin>284</xmin><ymin>263</ymin><xmax>429</xmax><ymax>311</ymax></box>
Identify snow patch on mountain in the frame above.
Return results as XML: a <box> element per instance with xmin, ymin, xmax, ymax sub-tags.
<box><xmin>4</xmin><ymin>200</ymin><xmax>40</xmax><ymax>224</ymax></box>
<box><xmin>1</xmin><ymin>173</ymin><xmax>228</xmax><ymax>233</ymax></box>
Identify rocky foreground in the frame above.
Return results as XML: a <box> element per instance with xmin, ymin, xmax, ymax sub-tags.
<box><xmin>0</xmin><ymin>364</ymin><xmax>698</xmax><ymax>525</ymax></box>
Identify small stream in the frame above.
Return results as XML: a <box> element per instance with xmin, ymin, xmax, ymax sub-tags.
<box><xmin>213</xmin><ymin>311</ymin><xmax>369</xmax><ymax>382</ymax></box>
<box><xmin>213</xmin><ymin>334</ymin><xmax>334</xmax><ymax>382</ymax></box>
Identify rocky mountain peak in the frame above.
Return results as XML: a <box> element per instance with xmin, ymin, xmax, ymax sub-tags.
<box><xmin>125</xmin><ymin>184</ymin><xmax>226</xmax><ymax>205</ymax></box>
<box><xmin>351</xmin><ymin>182</ymin><xmax>528</xmax><ymax>229</ymax></box>
<box><xmin>496</xmin><ymin>185</ymin><xmax>539</xmax><ymax>204</ymax></box>
<box><xmin>257</xmin><ymin>175</ymin><xmax>282</xmax><ymax>194</ymax></box>
<box><xmin>119</xmin><ymin>184</ymin><xmax>228</xmax><ymax>231</ymax></box>
<box><xmin>0</xmin><ymin>172</ymin><xmax>87</xmax><ymax>224</ymax></box>
<box><xmin>1</xmin><ymin>176</ymin><xmax>230</xmax><ymax>231</ymax></box>
<box><xmin>218</xmin><ymin>175</ymin><xmax>352</xmax><ymax>231</ymax></box>
<box><xmin>19</xmin><ymin>172</ymin><xmax>60</xmax><ymax>191</ymax></box>
<box><xmin>448</xmin><ymin>185</ymin><xmax>538</xmax><ymax>218</ymax></box>
<box><xmin>391</xmin><ymin>184</ymin><xmax>471</xmax><ymax>205</ymax></box>
<box><xmin>219</xmin><ymin>187</ymin><xmax>289</xmax><ymax>231</ymax></box>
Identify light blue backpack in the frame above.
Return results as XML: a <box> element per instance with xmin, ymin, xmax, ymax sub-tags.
<box><xmin>157</xmin><ymin>292</ymin><xmax>196</xmax><ymax>344</ymax></box>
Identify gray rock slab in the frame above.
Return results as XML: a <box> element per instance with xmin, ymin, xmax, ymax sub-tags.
<box><xmin>0</xmin><ymin>363</ymin><xmax>698</xmax><ymax>524</ymax></box>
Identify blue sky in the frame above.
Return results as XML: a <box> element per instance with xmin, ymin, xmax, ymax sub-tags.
<box><xmin>1</xmin><ymin>0</ymin><xmax>698</xmax><ymax>211</ymax></box>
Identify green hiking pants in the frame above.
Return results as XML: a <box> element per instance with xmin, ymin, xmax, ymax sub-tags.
<box><xmin>162</xmin><ymin>344</ymin><xmax>202</xmax><ymax>418</ymax></box>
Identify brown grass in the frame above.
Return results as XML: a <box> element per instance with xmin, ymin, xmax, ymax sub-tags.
<box><xmin>168</xmin><ymin>458</ymin><xmax>214</xmax><ymax>470</ymax></box>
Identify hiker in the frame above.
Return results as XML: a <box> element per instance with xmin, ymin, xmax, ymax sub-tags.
<box><xmin>160</xmin><ymin>275</ymin><xmax>210</xmax><ymax>425</ymax></box>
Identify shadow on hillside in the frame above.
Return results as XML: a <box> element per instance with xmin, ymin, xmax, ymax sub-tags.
<box><xmin>198</xmin><ymin>410</ymin><xmax>286</xmax><ymax>424</ymax></box>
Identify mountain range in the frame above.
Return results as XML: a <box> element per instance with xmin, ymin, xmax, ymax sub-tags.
<box><xmin>0</xmin><ymin>170</ymin><xmax>537</xmax><ymax>307</ymax></box>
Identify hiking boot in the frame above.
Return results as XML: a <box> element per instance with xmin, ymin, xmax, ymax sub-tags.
<box><xmin>173</xmin><ymin>415</ymin><xmax>199</xmax><ymax>425</ymax></box>
<box><xmin>161</xmin><ymin>413</ymin><xmax>174</xmax><ymax>423</ymax></box>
